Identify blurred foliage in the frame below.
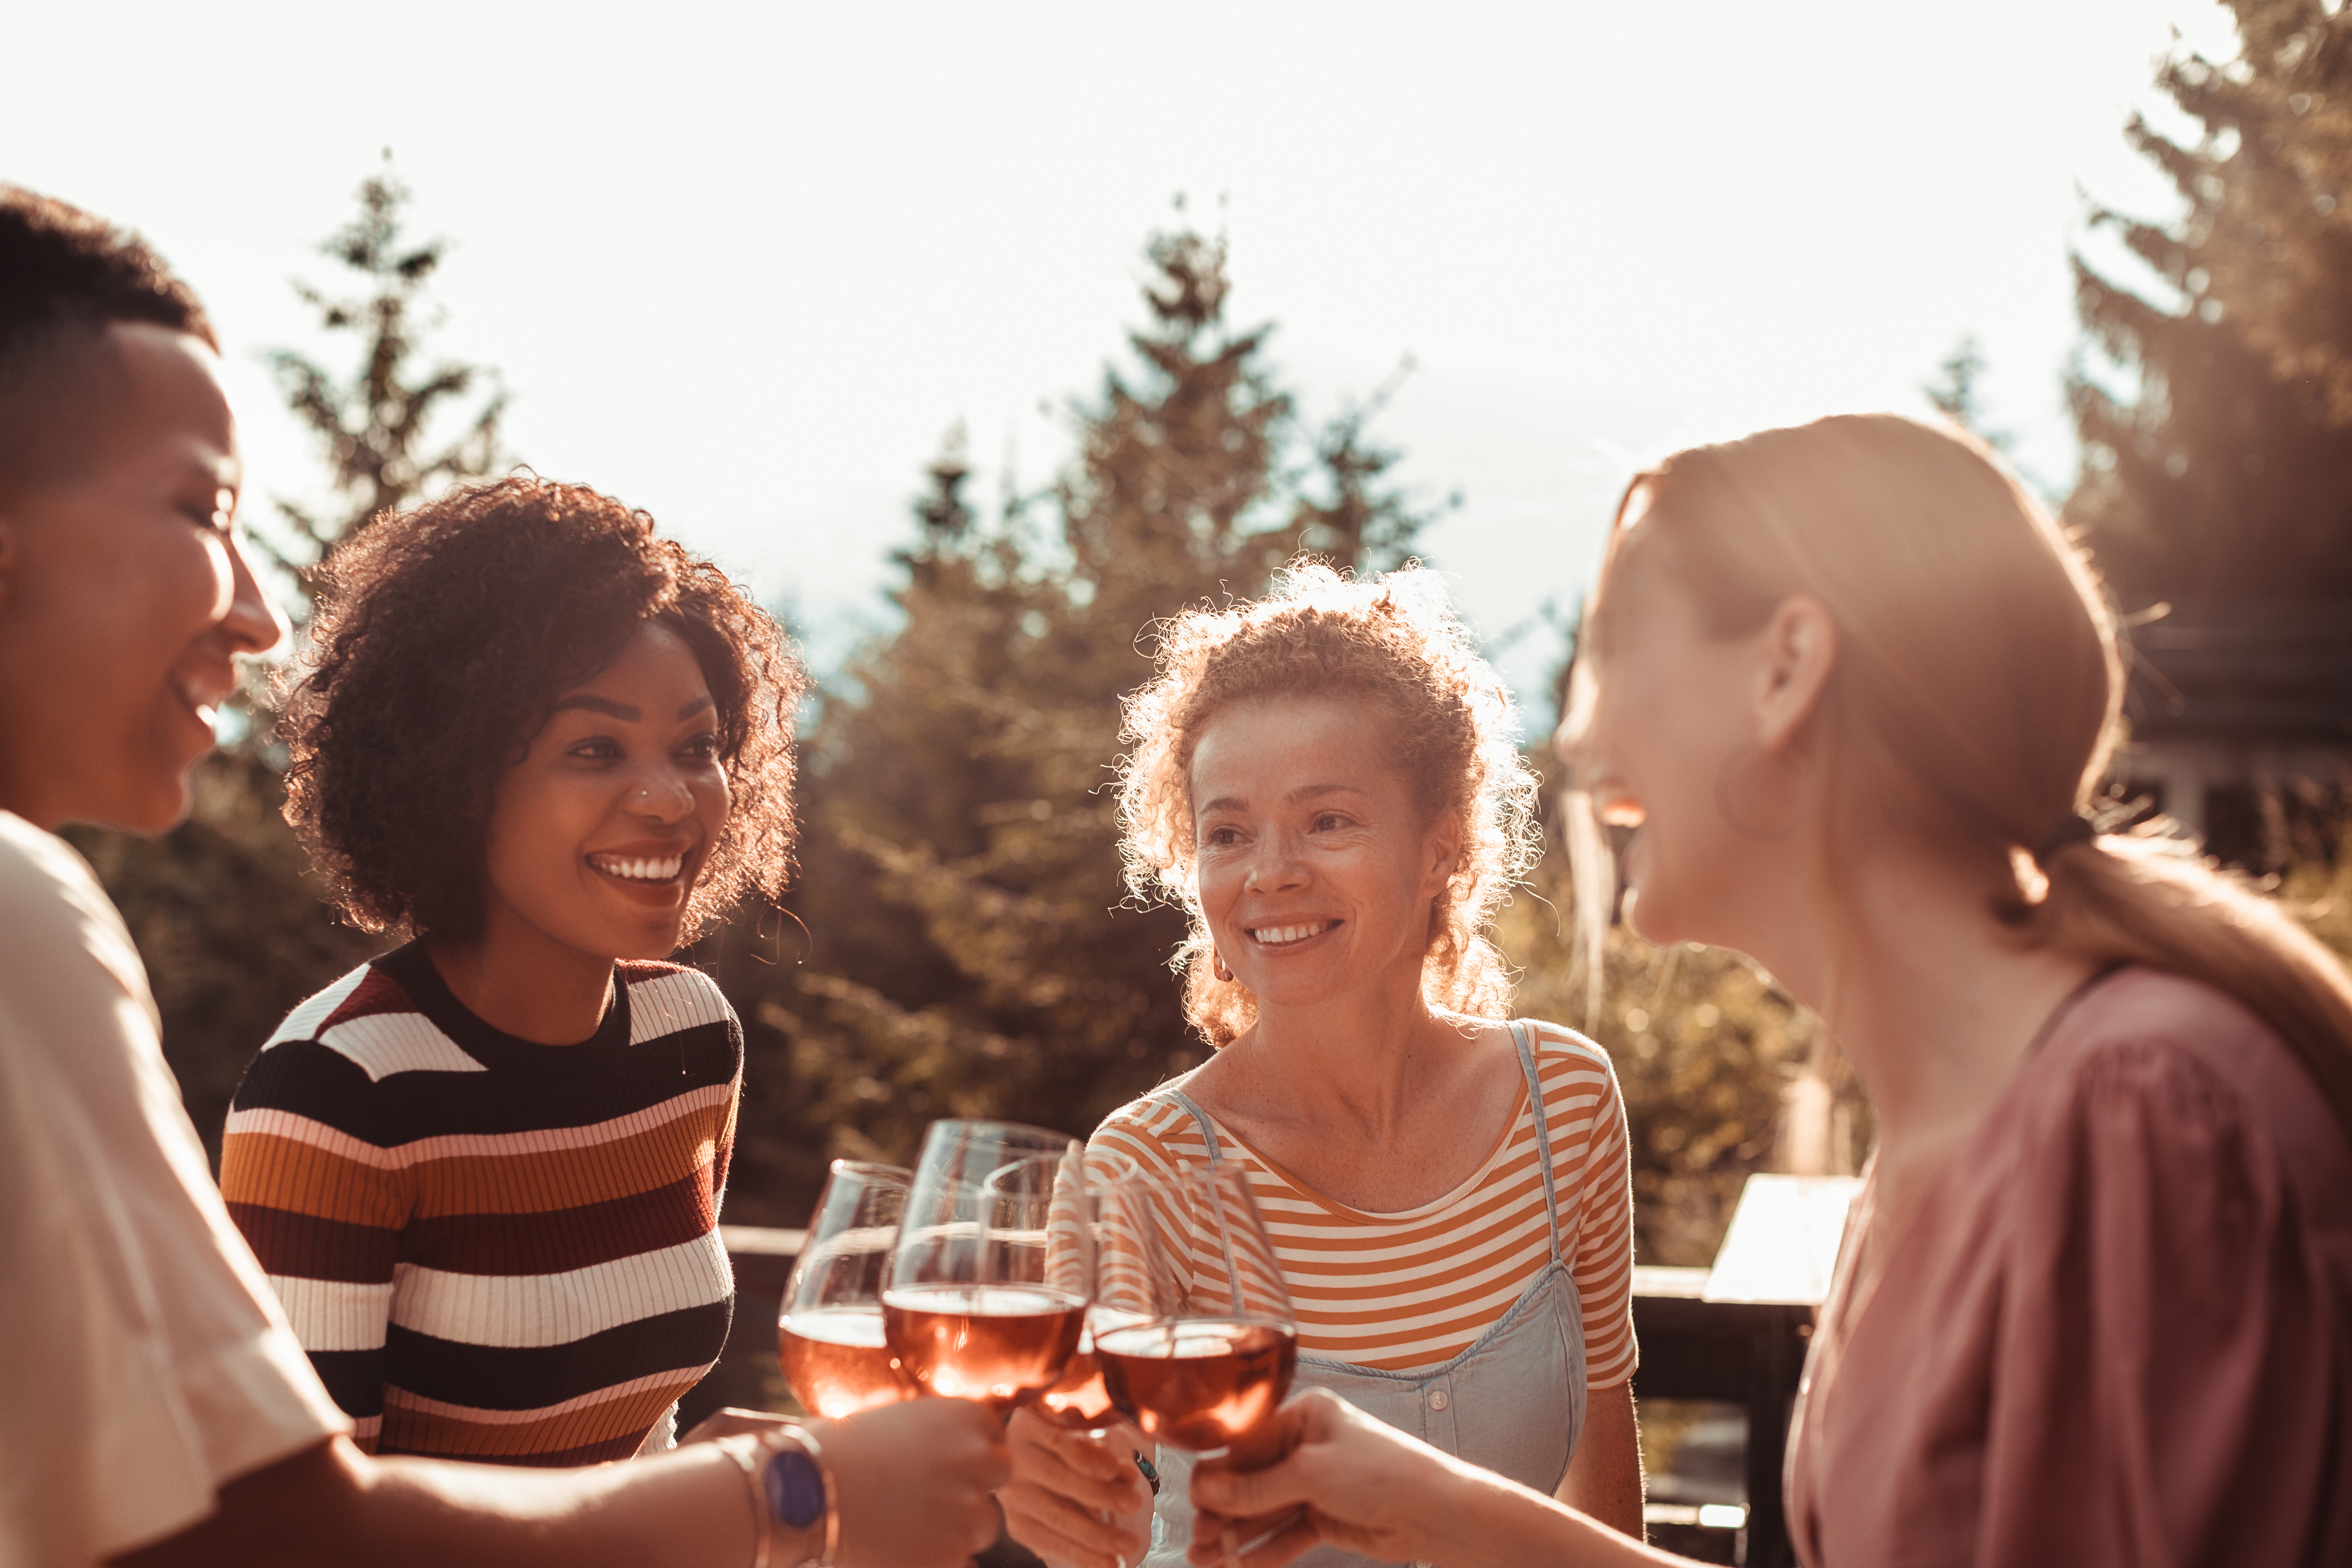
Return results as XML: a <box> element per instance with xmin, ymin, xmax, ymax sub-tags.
<box><xmin>62</xmin><ymin>753</ymin><xmax>378</xmax><ymax>1166</ymax></box>
<box><xmin>2067</xmin><ymin>0</ymin><xmax>2352</xmax><ymax>600</ymax></box>
<box><xmin>699</xmin><ymin>227</ymin><xmax>1447</xmax><ymax>1224</ymax></box>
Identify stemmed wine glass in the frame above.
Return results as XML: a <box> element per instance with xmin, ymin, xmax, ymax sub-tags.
<box><xmin>883</xmin><ymin>1120</ymin><xmax>1092</xmax><ymax>1412</ymax></box>
<box><xmin>777</xmin><ymin>1160</ymin><xmax>919</xmax><ymax>1418</ymax></box>
<box><xmin>1029</xmin><ymin>1149</ymin><xmax>1141</xmax><ymax>1433</ymax></box>
<box><xmin>1094</xmin><ymin>1164</ymin><xmax>1298</xmax><ymax>1466</ymax></box>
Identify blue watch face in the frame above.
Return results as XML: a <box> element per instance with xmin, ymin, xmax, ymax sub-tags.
<box><xmin>764</xmin><ymin>1447</ymin><xmax>827</xmax><ymax>1532</ymax></box>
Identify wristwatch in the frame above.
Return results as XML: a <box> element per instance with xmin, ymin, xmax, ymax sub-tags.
<box><xmin>765</xmin><ymin>1443</ymin><xmax>828</xmax><ymax>1533</ymax></box>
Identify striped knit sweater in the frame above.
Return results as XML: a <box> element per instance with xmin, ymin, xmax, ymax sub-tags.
<box><xmin>1093</xmin><ymin>1020</ymin><xmax>1637</xmax><ymax>1382</ymax></box>
<box><xmin>219</xmin><ymin>942</ymin><xmax>740</xmax><ymax>1465</ymax></box>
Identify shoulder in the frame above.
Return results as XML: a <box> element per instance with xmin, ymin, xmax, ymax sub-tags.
<box><xmin>618</xmin><ymin>960</ymin><xmax>739</xmax><ymax>1043</ymax></box>
<box><xmin>1515</xmin><ymin>1017</ymin><xmax>1624</xmax><ymax>1103</ymax></box>
<box><xmin>230</xmin><ymin>959</ymin><xmax>448</xmax><ymax>1146</ymax></box>
<box><xmin>0</xmin><ymin>813</ymin><xmax>147</xmax><ymax>1009</ymax></box>
<box><xmin>1091</xmin><ymin>1086</ymin><xmax>1211</xmax><ymax>1176</ymax></box>
<box><xmin>2029</xmin><ymin>968</ymin><xmax>2352</xmax><ymax>1217</ymax></box>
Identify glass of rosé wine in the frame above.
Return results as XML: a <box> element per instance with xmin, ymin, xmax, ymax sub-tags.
<box><xmin>777</xmin><ymin>1160</ymin><xmax>919</xmax><ymax>1419</ymax></box>
<box><xmin>1094</xmin><ymin>1165</ymin><xmax>1297</xmax><ymax>1468</ymax></box>
<box><xmin>883</xmin><ymin>1121</ymin><xmax>1092</xmax><ymax>1414</ymax></box>
<box><xmin>1028</xmin><ymin>1149</ymin><xmax>1143</xmax><ymax>1434</ymax></box>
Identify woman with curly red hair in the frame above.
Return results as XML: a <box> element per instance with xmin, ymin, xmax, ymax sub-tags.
<box><xmin>221</xmin><ymin>477</ymin><xmax>802</xmax><ymax>1466</ymax></box>
<box><xmin>999</xmin><ymin>563</ymin><xmax>1644</xmax><ymax>1568</ymax></box>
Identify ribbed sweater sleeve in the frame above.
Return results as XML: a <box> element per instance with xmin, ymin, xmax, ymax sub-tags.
<box><xmin>221</xmin><ymin>1024</ymin><xmax>410</xmax><ymax>1452</ymax></box>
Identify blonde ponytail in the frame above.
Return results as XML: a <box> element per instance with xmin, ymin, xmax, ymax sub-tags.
<box><xmin>1582</xmin><ymin>413</ymin><xmax>2352</xmax><ymax>1140</ymax></box>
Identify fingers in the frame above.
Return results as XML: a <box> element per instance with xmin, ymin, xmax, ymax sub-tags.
<box><xmin>1007</xmin><ymin>1410</ymin><xmax>1148</xmax><ymax>1515</ymax></box>
<box><xmin>825</xmin><ymin>1398</ymin><xmax>1012</xmax><ymax>1568</ymax></box>
<box><xmin>1189</xmin><ymin>1455</ymin><xmax>1316</xmax><ymax>1521</ymax></box>
<box><xmin>1185</xmin><ymin>1507</ymin><xmax>1321</xmax><ymax>1568</ymax></box>
<box><xmin>998</xmin><ymin>1478</ymin><xmax>1148</xmax><ymax>1568</ymax></box>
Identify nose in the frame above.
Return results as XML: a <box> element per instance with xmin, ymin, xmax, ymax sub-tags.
<box><xmin>1552</xmin><ymin>660</ymin><xmax>1599</xmax><ymax>780</ymax></box>
<box><xmin>1241</xmin><ymin>832</ymin><xmax>1309</xmax><ymax>895</ymax></box>
<box><xmin>626</xmin><ymin>764</ymin><xmax>697</xmax><ymax>822</ymax></box>
<box><xmin>223</xmin><ymin>530</ymin><xmax>289</xmax><ymax>658</ymax></box>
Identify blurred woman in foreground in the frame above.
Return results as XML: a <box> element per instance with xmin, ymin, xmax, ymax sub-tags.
<box><xmin>1188</xmin><ymin>415</ymin><xmax>2352</xmax><ymax>1568</ymax></box>
<box><xmin>999</xmin><ymin>564</ymin><xmax>1642</xmax><ymax>1568</ymax></box>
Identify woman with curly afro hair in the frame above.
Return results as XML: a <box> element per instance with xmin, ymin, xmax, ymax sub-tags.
<box><xmin>219</xmin><ymin>476</ymin><xmax>805</xmax><ymax>1466</ymax></box>
<box><xmin>998</xmin><ymin>562</ymin><xmax>1644</xmax><ymax>1568</ymax></box>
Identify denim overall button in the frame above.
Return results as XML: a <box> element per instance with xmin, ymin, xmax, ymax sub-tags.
<box><xmin>1428</xmin><ymin>1388</ymin><xmax>1449</xmax><ymax>1412</ymax></box>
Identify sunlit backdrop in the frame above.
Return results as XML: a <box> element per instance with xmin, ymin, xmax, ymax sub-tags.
<box><xmin>6</xmin><ymin>0</ymin><xmax>2236</xmax><ymax>702</ymax></box>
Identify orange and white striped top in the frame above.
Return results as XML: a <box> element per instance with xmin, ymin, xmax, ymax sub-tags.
<box><xmin>1092</xmin><ymin>1019</ymin><xmax>1637</xmax><ymax>1384</ymax></box>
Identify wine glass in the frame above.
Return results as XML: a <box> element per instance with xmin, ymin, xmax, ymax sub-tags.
<box><xmin>1094</xmin><ymin>1164</ymin><xmax>1298</xmax><ymax>1466</ymax></box>
<box><xmin>883</xmin><ymin>1120</ymin><xmax>1091</xmax><ymax>1412</ymax></box>
<box><xmin>777</xmin><ymin>1160</ymin><xmax>919</xmax><ymax>1418</ymax></box>
<box><xmin>1030</xmin><ymin>1149</ymin><xmax>1141</xmax><ymax>1433</ymax></box>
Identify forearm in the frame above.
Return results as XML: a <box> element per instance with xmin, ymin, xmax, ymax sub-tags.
<box><xmin>363</xmin><ymin>1440</ymin><xmax>755</xmax><ymax>1567</ymax></box>
<box><xmin>1422</xmin><ymin>1460</ymin><xmax>1681</xmax><ymax>1568</ymax></box>
<box><xmin>115</xmin><ymin>1435</ymin><xmax>755</xmax><ymax>1568</ymax></box>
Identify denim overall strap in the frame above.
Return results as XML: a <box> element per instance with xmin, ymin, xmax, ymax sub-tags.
<box><xmin>1137</xmin><ymin>1030</ymin><xmax>1588</xmax><ymax>1568</ymax></box>
<box><xmin>1512</xmin><ymin>1020</ymin><xmax>1567</xmax><ymax>1266</ymax></box>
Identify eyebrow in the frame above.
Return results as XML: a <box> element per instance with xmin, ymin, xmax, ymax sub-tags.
<box><xmin>548</xmin><ymin>693</ymin><xmax>717</xmax><ymax>724</ymax></box>
<box><xmin>1198</xmin><ymin>784</ymin><xmax>1367</xmax><ymax>815</ymax></box>
<box><xmin>550</xmin><ymin>695</ymin><xmax>641</xmax><ymax>722</ymax></box>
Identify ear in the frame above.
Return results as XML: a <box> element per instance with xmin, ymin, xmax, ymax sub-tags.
<box><xmin>1752</xmin><ymin>595</ymin><xmax>1838</xmax><ymax>752</ymax></box>
<box><xmin>1420</xmin><ymin>810</ymin><xmax>1463</xmax><ymax>899</ymax></box>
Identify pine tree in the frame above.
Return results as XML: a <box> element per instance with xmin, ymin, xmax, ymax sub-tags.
<box><xmin>2068</xmin><ymin>0</ymin><xmax>2352</xmax><ymax>600</ymax></box>
<box><xmin>261</xmin><ymin>153</ymin><xmax>508</xmax><ymax>596</ymax></box>
<box><xmin>705</xmin><ymin>228</ymin><xmax>1441</xmax><ymax>1217</ymax></box>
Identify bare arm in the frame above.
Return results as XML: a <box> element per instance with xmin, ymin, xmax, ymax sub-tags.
<box><xmin>114</xmin><ymin>1398</ymin><xmax>1009</xmax><ymax>1568</ymax></box>
<box><xmin>1190</xmin><ymin>1390</ymin><xmax>1694</xmax><ymax>1568</ymax></box>
<box><xmin>1557</xmin><ymin>1381</ymin><xmax>1644</xmax><ymax>1540</ymax></box>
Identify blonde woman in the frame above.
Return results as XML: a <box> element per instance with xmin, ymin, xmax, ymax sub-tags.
<box><xmin>1185</xmin><ymin>415</ymin><xmax>2352</xmax><ymax>1568</ymax></box>
<box><xmin>998</xmin><ymin>565</ymin><xmax>1644</xmax><ymax>1568</ymax></box>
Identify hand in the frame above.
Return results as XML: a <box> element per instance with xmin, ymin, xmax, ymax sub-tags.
<box><xmin>679</xmin><ymin>1407</ymin><xmax>796</xmax><ymax>1445</ymax></box>
<box><xmin>820</xmin><ymin>1399</ymin><xmax>1012</xmax><ymax>1568</ymax></box>
<box><xmin>1187</xmin><ymin>1390</ymin><xmax>1462</xmax><ymax>1568</ymax></box>
<box><xmin>998</xmin><ymin>1408</ymin><xmax>1151</xmax><ymax>1568</ymax></box>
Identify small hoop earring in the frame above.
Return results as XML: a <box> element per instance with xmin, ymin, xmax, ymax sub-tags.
<box><xmin>1212</xmin><ymin>952</ymin><xmax>1233</xmax><ymax>983</ymax></box>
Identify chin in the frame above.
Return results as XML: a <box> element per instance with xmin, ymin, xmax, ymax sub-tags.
<box><xmin>1620</xmin><ymin>887</ymin><xmax>1680</xmax><ymax>948</ymax></box>
<box><xmin>87</xmin><ymin>773</ymin><xmax>196</xmax><ymax>837</ymax></box>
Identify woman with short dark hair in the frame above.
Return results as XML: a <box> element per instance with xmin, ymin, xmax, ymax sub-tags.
<box><xmin>222</xmin><ymin>476</ymin><xmax>802</xmax><ymax>1464</ymax></box>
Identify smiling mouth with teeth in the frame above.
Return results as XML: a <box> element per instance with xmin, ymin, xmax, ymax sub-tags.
<box><xmin>171</xmin><ymin>673</ymin><xmax>222</xmax><ymax>727</ymax></box>
<box><xmin>1250</xmin><ymin>921</ymin><xmax>1334</xmax><ymax>947</ymax></box>
<box><xmin>591</xmin><ymin>854</ymin><xmax>685</xmax><ymax>882</ymax></box>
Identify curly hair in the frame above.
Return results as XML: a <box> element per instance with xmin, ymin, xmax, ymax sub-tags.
<box><xmin>280</xmin><ymin>476</ymin><xmax>805</xmax><ymax>943</ymax></box>
<box><xmin>1118</xmin><ymin>561</ymin><xmax>1541</xmax><ymax>1046</ymax></box>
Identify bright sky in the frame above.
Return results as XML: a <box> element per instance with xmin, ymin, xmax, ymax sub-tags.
<box><xmin>7</xmin><ymin>0</ymin><xmax>2240</xmax><ymax>714</ymax></box>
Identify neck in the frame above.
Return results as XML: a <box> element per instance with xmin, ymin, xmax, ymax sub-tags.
<box><xmin>425</xmin><ymin>914</ymin><xmax>617</xmax><ymax>1045</ymax></box>
<box><xmin>1743</xmin><ymin>836</ymin><xmax>2094</xmax><ymax>1173</ymax></box>
<box><xmin>1228</xmin><ymin>954</ymin><xmax>1465</xmax><ymax>1136</ymax></box>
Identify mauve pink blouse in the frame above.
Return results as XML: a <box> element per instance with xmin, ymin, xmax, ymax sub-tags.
<box><xmin>1785</xmin><ymin>968</ymin><xmax>2352</xmax><ymax>1567</ymax></box>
